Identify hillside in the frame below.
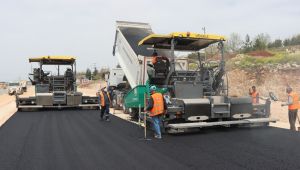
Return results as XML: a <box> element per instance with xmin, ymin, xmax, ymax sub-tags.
<box><xmin>226</xmin><ymin>46</ymin><xmax>300</xmax><ymax>101</ymax></box>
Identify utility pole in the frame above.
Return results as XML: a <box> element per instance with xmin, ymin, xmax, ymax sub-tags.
<box><xmin>91</xmin><ymin>63</ymin><xmax>96</xmax><ymax>80</ymax></box>
<box><xmin>202</xmin><ymin>27</ymin><xmax>206</xmax><ymax>34</ymax></box>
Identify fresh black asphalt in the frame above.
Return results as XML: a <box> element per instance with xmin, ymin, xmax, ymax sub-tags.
<box><xmin>0</xmin><ymin>110</ymin><xmax>300</xmax><ymax>170</ymax></box>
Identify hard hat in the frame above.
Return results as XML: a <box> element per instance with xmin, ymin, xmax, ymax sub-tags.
<box><xmin>286</xmin><ymin>86</ymin><xmax>292</xmax><ymax>93</ymax></box>
<box><xmin>152</xmin><ymin>51</ymin><xmax>158</xmax><ymax>56</ymax></box>
<box><xmin>150</xmin><ymin>85</ymin><xmax>157</xmax><ymax>92</ymax></box>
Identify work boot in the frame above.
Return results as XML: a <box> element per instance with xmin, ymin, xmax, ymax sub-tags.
<box><xmin>154</xmin><ymin>134</ymin><xmax>162</xmax><ymax>139</ymax></box>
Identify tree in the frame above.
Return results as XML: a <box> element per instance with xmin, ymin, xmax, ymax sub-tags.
<box><xmin>99</xmin><ymin>67</ymin><xmax>110</xmax><ymax>80</ymax></box>
<box><xmin>290</xmin><ymin>34</ymin><xmax>300</xmax><ymax>45</ymax></box>
<box><xmin>283</xmin><ymin>39</ymin><xmax>290</xmax><ymax>47</ymax></box>
<box><xmin>274</xmin><ymin>39</ymin><xmax>283</xmax><ymax>48</ymax></box>
<box><xmin>93</xmin><ymin>67</ymin><xmax>98</xmax><ymax>79</ymax></box>
<box><xmin>242</xmin><ymin>34</ymin><xmax>253</xmax><ymax>53</ymax></box>
<box><xmin>85</xmin><ymin>68</ymin><xmax>92</xmax><ymax>80</ymax></box>
<box><xmin>226</xmin><ymin>33</ymin><xmax>243</xmax><ymax>53</ymax></box>
<box><xmin>253</xmin><ymin>33</ymin><xmax>270</xmax><ymax>51</ymax></box>
<box><xmin>268</xmin><ymin>39</ymin><xmax>282</xmax><ymax>48</ymax></box>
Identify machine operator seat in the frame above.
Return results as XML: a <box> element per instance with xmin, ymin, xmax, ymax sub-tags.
<box><xmin>64</xmin><ymin>68</ymin><xmax>74</xmax><ymax>79</ymax></box>
<box><xmin>32</xmin><ymin>68</ymin><xmax>48</xmax><ymax>84</ymax></box>
<box><xmin>153</xmin><ymin>56</ymin><xmax>170</xmax><ymax>77</ymax></box>
<box><xmin>153</xmin><ymin>60</ymin><xmax>168</xmax><ymax>77</ymax></box>
<box><xmin>64</xmin><ymin>68</ymin><xmax>74</xmax><ymax>91</ymax></box>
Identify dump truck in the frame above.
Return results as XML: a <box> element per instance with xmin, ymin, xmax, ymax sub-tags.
<box><xmin>112</xmin><ymin>21</ymin><xmax>277</xmax><ymax>133</ymax></box>
<box><xmin>107</xmin><ymin>68</ymin><xmax>130</xmax><ymax>110</ymax></box>
<box><xmin>16</xmin><ymin>56</ymin><xmax>99</xmax><ymax>110</ymax></box>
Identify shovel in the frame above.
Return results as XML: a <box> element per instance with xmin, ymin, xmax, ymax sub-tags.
<box><xmin>297</xmin><ymin>114</ymin><xmax>300</xmax><ymax>131</ymax></box>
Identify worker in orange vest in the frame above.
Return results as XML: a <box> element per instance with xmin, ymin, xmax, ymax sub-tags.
<box><xmin>151</xmin><ymin>51</ymin><xmax>170</xmax><ymax>66</ymax></box>
<box><xmin>249</xmin><ymin>86</ymin><xmax>259</xmax><ymax>104</ymax></box>
<box><xmin>281</xmin><ymin>87</ymin><xmax>299</xmax><ymax>131</ymax></box>
<box><xmin>146</xmin><ymin>85</ymin><xmax>167</xmax><ymax>139</ymax></box>
<box><xmin>98</xmin><ymin>87</ymin><xmax>111</xmax><ymax>121</ymax></box>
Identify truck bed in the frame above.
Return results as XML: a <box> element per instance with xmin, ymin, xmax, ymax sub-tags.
<box><xmin>0</xmin><ymin>110</ymin><xmax>300</xmax><ymax>170</ymax></box>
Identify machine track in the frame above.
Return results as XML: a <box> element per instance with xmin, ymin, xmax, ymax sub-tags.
<box><xmin>0</xmin><ymin>110</ymin><xmax>300</xmax><ymax>170</ymax></box>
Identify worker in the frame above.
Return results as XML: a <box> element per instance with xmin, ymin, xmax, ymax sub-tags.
<box><xmin>249</xmin><ymin>86</ymin><xmax>259</xmax><ymax>104</ymax></box>
<box><xmin>151</xmin><ymin>51</ymin><xmax>169</xmax><ymax>65</ymax></box>
<box><xmin>145</xmin><ymin>85</ymin><xmax>167</xmax><ymax>139</ymax></box>
<box><xmin>98</xmin><ymin>87</ymin><xmax>111</xmax><ymax>121</ymax></box>
<box><xmin>281</xmin><ymin>87</ymin><xmax>299</xmax><ymax>131</ymax></box>
<box><xmin>151</xmin><ymin>51</ymin><xmax>159</xmax><ymax>65</ymax></box>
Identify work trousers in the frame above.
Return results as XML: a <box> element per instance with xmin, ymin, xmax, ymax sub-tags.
<box><xmin>288</xmin><ymin>109</ymin><xmax>298</xmax><ymax>131</ymax></box>
<box><xmin>151</xmin><ymin>115</ymin><xmax>162</xmax><ymax>137</ymax></box>
<box><xmin>100</xmin><ymin>104</ymin><xmax>110</xmax><ymax>120</ymax></box>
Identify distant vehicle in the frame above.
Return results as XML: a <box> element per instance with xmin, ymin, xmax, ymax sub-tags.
<box><xmin>20</xmin><ymin>81</ymin><xmax>27</xmax><ymax>92</ymax></box>
<box><xmin>8</xmin><ymin>82</ymin><xmax>23</xmax><ymax>95</ymax></box>
<box><xmin>0</xmin><ymin>82</ymin><xmax>7</xmax><ymax>89</ymax></box>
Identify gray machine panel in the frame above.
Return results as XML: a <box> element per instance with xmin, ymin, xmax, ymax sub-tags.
<box><xmin>174</xmin><ymin>81</ymin><xmax>203</xmax><ymax>99</ymax></box>
<box><xmin>35</xmin><ymin>84</ymin><xmax>50</xmax><ymax>93</ymax></box>
<box><xmin>180</xmin><ymin>98</ymin><xmax>211</xmax><ymax>119</ymax></box>
<box><xmin>36</xmin><ymin>93</ymin><xmax>53</xmax><ymax>106</ymax></box>
<box><xmin>67</xmin><ymin>92</ymin><xmax>83</xmax><ymax>106</ymax></box>
<box><xmin>229</xmin><ymin>97</ymin><xmax>253</xmax><ymax>115</ymax></box>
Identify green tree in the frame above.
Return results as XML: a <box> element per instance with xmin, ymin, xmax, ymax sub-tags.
<box><xmin>99</xmin><ymin>67</ymin><xmax>110</xmax><ymax>80</ymax></box>
<box><xmin>268</xmin><ymin>39</ymin><xmax>282</xmax><ymax>48</ymax></box>
<box><xmin>93</xmin><ymin>67</ymin><xmax>99</xmax><ymax>79</ymax></box>
<box><xmin>226</xmin><ymin>32</ymin><xmax>243</xmax><ymax>53</ymax></box>
<box><xmin>283</xmin><ymin>39</ymin><xmax>290</xmax><ymax>47</ymax></box>
<box><xmin>242</xmin><ymin>34</ymin><xmax>253</xmax><ymax>53</ymax></box>
<box><xmin>85</xmin><ymin>68</ymin><xmax>92</xmax><ymax>80</ymax></box>
<box><xmin>253</xmin><ymin>33</ymin><xmax>270</xmax><ymax>51</ymax></box>
<box><xmin>290</xmin><ymin>34</ymin><xmax>300</xmax><ymax>45</ymax></box>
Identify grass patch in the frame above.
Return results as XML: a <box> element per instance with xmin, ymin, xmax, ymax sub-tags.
<box><xmin>235</xmin><ymin>52</ymin><xmax>300</xmax><ymax>69</ymax></box>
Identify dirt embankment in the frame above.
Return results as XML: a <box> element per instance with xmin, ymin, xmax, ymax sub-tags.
<box><xmin>228</xmin><ymin>69</ymin><xmax>300</xmax><ymax>101</ymax></box>
<box><xmin>228</xmin><ymin>69</ymin><xmax>300</xmax><ymax>129</ymax></box>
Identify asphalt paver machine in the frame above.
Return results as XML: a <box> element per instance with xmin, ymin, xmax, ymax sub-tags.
<box><xmin>16</xmin><ymin>56</ymin><xmax>99</xmax><ymax>110</ymax></box>
<box><xmin>140</xmin><ymin>32</ymin><xmax>278</xmax><ymax>132</ymax></box>
<box><xmin>113</xmin><ymin>21</ymin><xmax>278</xmax><ymax>133</ymax></box>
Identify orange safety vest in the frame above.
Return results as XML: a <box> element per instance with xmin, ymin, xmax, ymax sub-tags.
<box><xmin>251</xmin><ymin>91</ymin><xmax>259</xmax><ymax>104</ymax></box>
<box><xmin>99</xmin><ymin>91</ymin><xmax>111</xmax><ymax>107</ymax></box>
<box><xmin>288</xmin><ymin>92</ymin><xmax>299</xmax><ymax>110</ymax></box>
<box><xmin>150</xmin><ymin>93</ymin><xmax>164</xmax><ymax>117</ymax></box>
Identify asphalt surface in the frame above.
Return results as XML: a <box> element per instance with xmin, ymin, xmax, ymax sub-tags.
<box><xmin>1</xmin><ymin>110</ymin><xmax>300</xmax><ymax>170</ymax></box>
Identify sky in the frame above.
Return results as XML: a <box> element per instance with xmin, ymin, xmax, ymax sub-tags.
<box><xmin>0</xmin><ymin>0</ymin><xmax>299</xmax><ymax>81</ymax></box>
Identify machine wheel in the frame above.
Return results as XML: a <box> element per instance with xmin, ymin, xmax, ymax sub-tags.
<box><xmin>112</xmin><ymin>95</ymin><xmax>121</xmax><ymax>110</ymax></box>
<box><xmin>122</xmin><ymin>105</ymin><xmax>129</xmax><ymax>114</ymax></box>
<box><xmin>129</xmin><ymin>108</ymin><xmax>139</xmax><ymax>120</ymax></box>
<box><xmin>112</xmin><ymin>96</ymin><xmax>117</xmax><ymax>108</ymax></box>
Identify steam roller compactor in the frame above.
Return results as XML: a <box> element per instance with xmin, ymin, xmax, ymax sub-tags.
<box><xmin>112</xmin><ymin>21</ymin><xmax>278</xmax><ymax>133</ymax></box>
<box><xmin>16</xmin><ymin>56</ymin><xmax>99</xmax><ymax>111</ymax></box>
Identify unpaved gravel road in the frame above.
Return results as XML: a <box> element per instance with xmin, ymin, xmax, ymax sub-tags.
<box><xmin>1</xmin><ymin>110</ymin><xmax>300</xmax><ymax>170</ymax></box>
